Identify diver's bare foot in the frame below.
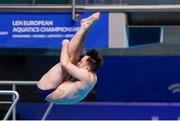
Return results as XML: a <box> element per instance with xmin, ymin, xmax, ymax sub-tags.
<box><xmin>80</xmin><ymin>12</ymin><xmax>100</xmax><ymax>30</ymax></box>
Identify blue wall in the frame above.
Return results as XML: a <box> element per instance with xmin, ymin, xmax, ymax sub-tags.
<box><xmin>97</xmin><ymin>56</ymin><xmax>180</xmax><ymax>102</ymax></box>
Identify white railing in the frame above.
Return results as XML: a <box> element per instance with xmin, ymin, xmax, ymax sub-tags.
<box><xmin>0</xmin><ymin>81</ymin><xmax>37</xmax><ymax>120</ymax></box>
<box><xmin>0</xmin><ymin>80</ymin><xmax>53</xmax><ymax>120</ymax></box>
<box><xmin>0</xmin><ymin>1</ymin><xmax>180</xmax><ymax>22</ymax></box>
<box><xmin>42</xmin><ymin>102</ymin><xmax>54</xmax><ymax>120</ymax></box>
<box><xmin>1</xmin><ymin>5</ymin><xmax>180</xmax><ymax>12</ymax></box>
<box><xmin>0</xmin><ymin>90</ymin><xmax>19</xmax><ymax>120</ymax></box>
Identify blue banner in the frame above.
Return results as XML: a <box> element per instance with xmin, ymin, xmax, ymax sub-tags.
<box><xmin>0</xmin><ymin>12</ymin><xmax>108</xmax><ymax>48</ymax></box>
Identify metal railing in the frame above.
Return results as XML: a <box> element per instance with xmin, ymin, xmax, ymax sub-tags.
<box><xmin>0</xmin><ymin>80</ymin><xmax>53</xmax><ymax>120</ymax></box>
<box><xmin>42</xmin><ymin>103</ymin><xmax>54</xmax><ymax>120</ymax></box>
<box><xmin>0</xmin><ymin>0</ymin><xmax>180</xmax><ymax>22</ymax></box>
<box><xmin>1</xmin><ymin>5</ymin><xmax>180</xmax><ymax>12</ymax></box>
<box><xmin>0</xmin><ymin>90</ymin><xmax>19</xmax><ymax>120</ymax></box>
<box><xmin>0</xmin><ymin>81</ymin><xmax>37</xmax><ymax>120</ymax></box>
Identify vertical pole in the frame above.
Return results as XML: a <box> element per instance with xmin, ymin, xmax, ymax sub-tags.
<box><xmin>32</xmin><ymin>0</ymin><xmax>36</xmax><ymax>5</ymax></box>
<box><xmin>12</xmin><ymin>84</ymin><xmax>16</xmax><ymax>120</ymax></box>
<box><xmin>72</xmin><ymin>0</ymin><xmax>76</xmax><ymax>21</ymax></box>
